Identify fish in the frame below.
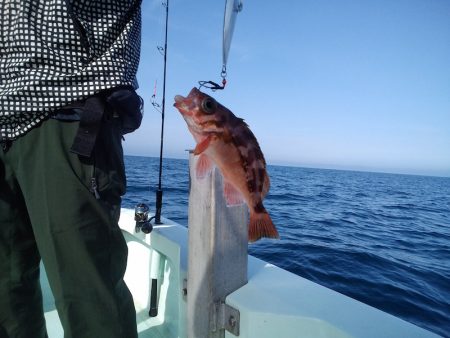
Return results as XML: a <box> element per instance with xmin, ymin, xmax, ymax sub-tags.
<box><xmin>174</xmin><ymin>87</ymin><xmax>279</xmax><ymax>242</ymax></box>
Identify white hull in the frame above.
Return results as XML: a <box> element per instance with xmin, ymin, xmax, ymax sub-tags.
<box><xmin>40</xmin><ymin>208</ymin><xmax>440</xmax><ymax>338</ymax></box>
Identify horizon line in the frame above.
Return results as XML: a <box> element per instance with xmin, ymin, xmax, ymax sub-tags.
<box><xmin>123</xmin><ymin>153</ymin><xmax>450</xmax><ymax>179</ymax></box>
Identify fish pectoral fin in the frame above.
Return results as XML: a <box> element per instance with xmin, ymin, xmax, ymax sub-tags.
<box><xmin>193</xmin><ymin>135</ymin><xmax>212</xmax><ymax>155</ymax></box>
<box><xmin>196</xmin><ymin>154</ymin><xmax>214</xmax><ymax>179</ymax></box>
<box><xmin>223</xmin><ymin>180</ymin><xmax>245</xmax><ymax>207</ymax></box>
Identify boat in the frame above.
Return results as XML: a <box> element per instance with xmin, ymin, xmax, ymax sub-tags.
<box><xmin>40</xmin><ymin>2</ymin><xmax>442</xmax><ymax>336</ymax></box>
<box><xmin>40</xmin><ymin>155</ymin><xmax>441</xmax><ymax>338</ymax></box>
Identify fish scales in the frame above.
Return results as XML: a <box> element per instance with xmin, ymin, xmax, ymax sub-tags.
<box><xmin>174</xmin><ymin>87</ymin><xmax>279</xmax><ymax>242</ymax></box>
<box><xmin>231</xmin><ymin>122</ymin><xmax>267</xmax><ymax>198</ymax></box>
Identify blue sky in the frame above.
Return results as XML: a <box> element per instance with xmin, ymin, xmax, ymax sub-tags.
<box><xmin>127</xmin><ymin>0</ymin><xmax>450</xmax><ymax>177</ymax></box>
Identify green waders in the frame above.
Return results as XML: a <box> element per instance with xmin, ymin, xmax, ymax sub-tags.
<box><xmin>0</xmin><ymin>116</ymin><xmax>137</xmax><ymax>337</ymax></box>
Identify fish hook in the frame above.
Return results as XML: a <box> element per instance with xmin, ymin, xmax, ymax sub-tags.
<box><xmin>198</xmin><ymin>65</ymin><xmax>227</xmax><ymax>91</ymax></box>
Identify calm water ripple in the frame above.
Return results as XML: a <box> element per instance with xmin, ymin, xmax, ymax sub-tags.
<box><xmin>123</xmin><ymin>156</ymin><xmax>450</xmax><ymax>337</ymax></box>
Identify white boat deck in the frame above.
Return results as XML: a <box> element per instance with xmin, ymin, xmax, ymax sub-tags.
<box><xmin>41</xmin><ymin>208</ymin><xmax>441</xmax><ymax>337</ymax></box>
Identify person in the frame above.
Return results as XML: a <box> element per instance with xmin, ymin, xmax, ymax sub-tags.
<box><xmin>0</xmin><ymin>1</ymin><xmax>144</xmax><ymax>337</ymax></box>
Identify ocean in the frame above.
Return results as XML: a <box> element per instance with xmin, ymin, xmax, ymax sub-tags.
<box><xmin>122</xmin><ymin>155</ymin><xmax>450</xmax><ymax>337</ymax></box>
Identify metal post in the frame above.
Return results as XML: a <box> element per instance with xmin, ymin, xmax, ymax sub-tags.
<box><xmin>187</xmin><ymin>153</ymin><xmax>248</xmax><ymax>337</ymax></box>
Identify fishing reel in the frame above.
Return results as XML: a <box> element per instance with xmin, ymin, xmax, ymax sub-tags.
<box><xmin>134</xmin><ymin>203</ymin><xmax>153</xmax><ymax>234</ymax></box>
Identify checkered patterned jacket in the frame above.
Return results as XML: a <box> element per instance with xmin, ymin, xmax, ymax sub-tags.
<box><xmin>0</xmin><ymin>0</ymin><xmax>142</xmax><ymax>140</ymax></box>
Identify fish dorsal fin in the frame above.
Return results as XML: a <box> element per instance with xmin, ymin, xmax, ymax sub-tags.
<box><xmin>196</xmin><ymin>154</ymin><xmax>214</xmax><ymax>179</ymax></box>
<box><xmin>223</xmin><ymin>180</ymin><xmax>245</xmax><ymax>207</ymax></box>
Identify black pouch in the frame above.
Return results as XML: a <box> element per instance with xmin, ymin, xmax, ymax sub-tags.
<box><xmin>105</xmin><ymin>87</ymin><xmax>143</xmax><ymax>135</ymax></box>
<box><xmin>70</xmin><ymin>95</ymin><xmax>105</xmax><ymax>157</ymax></box>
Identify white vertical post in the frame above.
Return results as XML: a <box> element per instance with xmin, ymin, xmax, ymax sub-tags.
<box><xmin>187</xmin><ymin>153</ymin><xmax>248</xmax><ymax>338</ymax></box>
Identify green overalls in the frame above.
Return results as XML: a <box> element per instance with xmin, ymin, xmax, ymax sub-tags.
<box><xmin>0</xmin><ymin>109</ymin><xmax>137</xmax><ymax>337</ymax></box>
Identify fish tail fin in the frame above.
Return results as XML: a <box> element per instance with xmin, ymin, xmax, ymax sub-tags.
<box><xmin>248</xmin><ymin>211</ymin><xmax>279</xmax><ymax>242</ymax></box>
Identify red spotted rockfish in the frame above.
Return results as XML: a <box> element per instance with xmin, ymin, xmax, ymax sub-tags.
<box><xmin>174</xmin><ymin>87</ymin><xmax>279</xmax><ymax>242</ymax></box>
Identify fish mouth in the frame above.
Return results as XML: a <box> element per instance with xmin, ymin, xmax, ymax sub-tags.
<box><xmin>174</xmin><ymin>88</ymin><xmax>201</xmax><ymax>116</ymax></box>
<box><xmin>173</xmin><ymin>94</ymin><xmax>190</xmax><ymax>115</ymax></box>
<box><xmin>174</xmin><ymin>94</ymin><xmax>185</xmax><ymax>104</ymax></box>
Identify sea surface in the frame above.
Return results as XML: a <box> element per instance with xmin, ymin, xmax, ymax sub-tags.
<box><xmin>122</xmin><ymin>155</ymin><xmax>450</xmax><ymax>337</ymax></box>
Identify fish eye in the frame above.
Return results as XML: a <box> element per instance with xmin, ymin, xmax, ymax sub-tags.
<box><xmin>201</xmin><ymin>98</ymin><xmax>216</xmax><ymax>114</ymax></box>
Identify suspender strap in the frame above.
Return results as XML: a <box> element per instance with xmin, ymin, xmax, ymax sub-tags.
<box><xmin>70</xmin><ymin>95</ymin><xmax>105</xmax><ymax>157</ymax></box>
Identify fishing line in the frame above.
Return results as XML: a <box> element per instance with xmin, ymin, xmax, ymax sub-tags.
<box><xmin>151</xmin><ymin>80</ymin><xmax>162</xmax><ymax>113</ymax></box>
<box><xmin>198</xmin><ymin>0</ymin><xmax>243</xmax><ymax>92</ymax></box>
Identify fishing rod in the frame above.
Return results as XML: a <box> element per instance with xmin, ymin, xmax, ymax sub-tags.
<box><xmin>152</xmin><ymin>0</ymin><xmax>169</xmax><ymax>225</ymax></box>
<box><xmin>138</xmin><ymin>0</ymin><xmax>169</xmax><ymax>229</ymax></box>
<box><xmin>134</xmin><ymin>0</ymin><xmax>170</xmax><ymax>320</ymax></box>
<box><xmin>155</xmin><ymin>0</ymin><xmax>169</xmax><ymax>224</ymax></box>
<box><xmin>138</xmin><ymin>0</ymin><xmax>241</xmax><ymax>231</ymax></box>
